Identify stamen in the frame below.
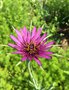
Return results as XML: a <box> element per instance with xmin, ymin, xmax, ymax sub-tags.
<box><xmin>30</xmin><ymin>44</ymin><xmax>34</xmax><ymax>50</ymax></box>
<box><xmin>25</xmin><ymin>43</ymin><xmax>37</xmax><ymax>54</ymax></box>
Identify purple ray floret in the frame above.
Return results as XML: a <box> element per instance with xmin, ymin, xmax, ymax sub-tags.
<box><xmin>8</xmin><ymin>27</ymin><xmax>54</xmax><ymax>66</ymax></box>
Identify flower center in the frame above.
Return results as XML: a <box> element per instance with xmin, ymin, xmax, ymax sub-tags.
<box><xmin>25</xmin><ymin>43</ymin><xmax>36</xmax><ymax>54</ymax></box>
<box><xmin>30</xmin><ymin>44</ymin><xmax>34</xmax><ymax>50</ymax></box>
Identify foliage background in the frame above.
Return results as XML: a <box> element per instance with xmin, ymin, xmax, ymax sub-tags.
<box><xmin>0</xmin><ymin>0</ymin><xmax>69</xmax><ymax>90</ymax></box>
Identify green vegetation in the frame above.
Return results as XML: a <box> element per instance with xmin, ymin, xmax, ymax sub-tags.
<box><xmin>0</xmin><ymin>0</ymin><xmax>69</xmax><ymax>90</ymax></box>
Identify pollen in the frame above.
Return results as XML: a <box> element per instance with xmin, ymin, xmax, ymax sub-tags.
<box><xmin>25</xmin><ymin>43</ymin><xmax>36</xmax><ymax>54</ymax></box>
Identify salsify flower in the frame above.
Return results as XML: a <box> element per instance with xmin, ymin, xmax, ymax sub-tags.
<box><xmin>8</xmin><ymin>27</ymin><xmax>54</xmax><ymax>66</ymax></box>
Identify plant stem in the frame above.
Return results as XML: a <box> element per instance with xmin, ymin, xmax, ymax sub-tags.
<box><xmin>28</xmin><ymin>61</ymin><xmax>40</xmax><ymax>89</ymax></box>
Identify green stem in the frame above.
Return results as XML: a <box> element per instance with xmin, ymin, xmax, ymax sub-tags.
<box><xmin>28</xmin><ymin>61</ymin><xmax>40</xmax><ymax>89</ymax></box>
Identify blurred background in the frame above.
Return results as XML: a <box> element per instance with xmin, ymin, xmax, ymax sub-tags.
<box><xmin>0</xmin><ymin>0</ymin><xmax>69</xmax><ymax>90</ymax></box>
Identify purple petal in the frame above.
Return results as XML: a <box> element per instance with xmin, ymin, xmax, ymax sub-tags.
<box><xmin>37</xmin><ymin>28</ymin><xmax>42</xmax><ymax>35</ymax></box>
<box><xmin>39</xmin><ymin>50</ymin><xmax>52</xmax><ymax>59</ymax></box>
<box><xmin>12</xmin><ymin>51</ymin><xmax>23</xmax><ymax>54</ymax></box>
<box><xmin>15</xmin><ymin>29</ymin><xmax>23</xmax><ymax>42</ymax></box>
<box><xmin>41</xmin><ymin>33</ymin><xmax>47</xmax><ymax>41</ymax></box>
<box><xmin>10</xmin><ymin>35</ymin><xmax>22</xmax><ymax>48</ymax></box>
<box><xmin>35</xmin><ymin>28</ymin><xmax>42</xmax><ymax>39</ymax></box>
<box><xmin>45</xmin><ymin>52</ymin><xmax>53</xmax><ymax>55</ymax></box>
<box><xmin>32</xmin><ymin>28</ymin><xmax>42</xmax><ymax>41</ymax></box>
<box><xmin>45</xmin><ymin>41</ymin><xmax>54</xmax><ymax>49</ymax></box>
<box><xmin>39</xmin><ymin>53</ymin><xmax>51</xmax><ymax>59</ymax></box>
<box><xmin>8</xmin><ymin>43</ymin><xmax>17</xmax><ymax>48</ymax></box>
<box><xmin>36</xmin><ymin>33</ymin><xmax>47</xmax><ymax>44</ymax></box>
<box><xmin>22</xmin><ymin>27</ymin><xmax>28</xmax><ymax>41</ymax></box>
<box><xmin>28</xmin><ymin>57</ymin><xmax>32</xmax><ymax>61</ymax></box>
<box><xmin>10</xmin><ymin>35</ymin><xmax>21</xmax><ymax>44</ymax></box>
<box><xmin>22</xmin><ymin>57</ymin><xmax>27</xmax><ymax>61</ymax></box>
<box><xmin>44</xmin><ymin>56</ymin><xmax>51</xmax><ymax>59</ymax></box>
<box><xmin>39</xmin><ymin>44</ymin><xmax>46</xmax><ymax>51</ymax></box>
<box><xmin>8</xmin><ymin>43</ymin><xmax>23</xmax><ymax>51</ymax></box>
<box><xmin>27</xmin><ymin>31</ymin><xmax>31</xmax><ymax>43</ymax></box>
<box><xmin>32</xmin><ymin>27</ymin><xmax>36</xmax><ymax>37</ymax></box>
<box><xmin>39</xmin><ymin>51</ymin><xmax>53</xmax><ymax>55</ymax></box>
<box><xmin>34</xmin><ymin>57</ymin><xmax>42</xmax><ymax>66</ymax></box>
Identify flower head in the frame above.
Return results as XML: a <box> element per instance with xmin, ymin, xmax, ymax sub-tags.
<box><xmin>8</xmin><ymin>27</ymin><xmax>54</xmax><ymax>66</ymax></box>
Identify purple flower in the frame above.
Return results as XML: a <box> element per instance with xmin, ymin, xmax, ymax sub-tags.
<box><xmin>8</xmin><ymin>27</ymin><xmax>54</xmax><ymax>66</ymax></box>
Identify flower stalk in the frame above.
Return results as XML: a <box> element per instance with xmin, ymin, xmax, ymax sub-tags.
<box><xmin>28</xmin><ymin>61</ymin><xmax>41</xmax><ymax>90</ymax></box>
